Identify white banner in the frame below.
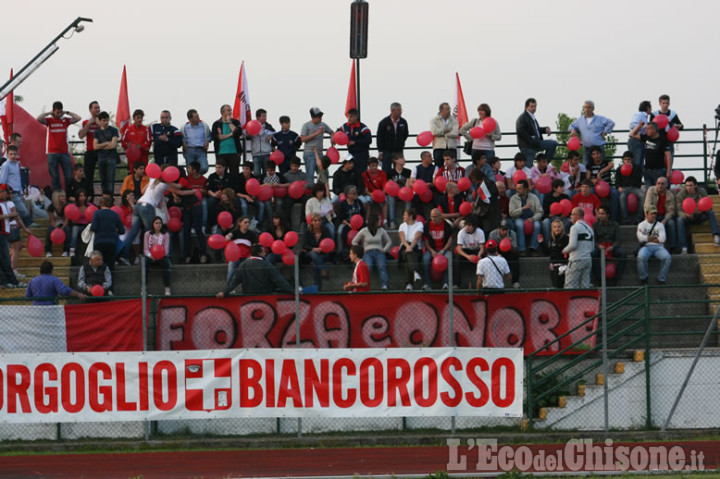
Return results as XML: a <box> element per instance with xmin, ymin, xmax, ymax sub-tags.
<box><xmin>0</xmin><ymin>348</ymin><xmax>523</xmax><ymax>423</ymax></box>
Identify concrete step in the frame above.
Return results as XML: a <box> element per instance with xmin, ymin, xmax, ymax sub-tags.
<box><xmin>692</xmin><ymin>232</ymin><xmax>716</xmax><ymax>243</ymax></box>
<box><xmin>17</xmin><ymin>256</ymin><xmax>71</xmax><ymax>268</ymax></box>
<box><xmin>695</xmin><ymin>243</ymin><xmax>720</xmax><ymax>254</ymax></box>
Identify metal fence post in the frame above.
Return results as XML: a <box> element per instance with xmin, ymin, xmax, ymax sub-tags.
<box><xmin>448</xmin><ymin>251</ymin><xmax>455</xmax><ymax>435</ymax></box>
<box><xmin>703</xmin><ymin>124</ymin><xmax>708</xmax><ymax>187</ymax></box>
<box><xmin>140</xmin><ymin>255</ymin><xmax>150</xmax><ymax>441</ymax></box>
<box><xmin>644</xmin><ymin>284</ymin><xmax>652</xmax><ymax>429</ymax></box>
<box><xmin>295</xmin><ymin>255</ymin><xmax>302</xmax><ymax>438</ymax></box>
<box><xmin>600</xmin><ymin>249</ymin><xmax>609</xmax><ymax>433</ymax></box>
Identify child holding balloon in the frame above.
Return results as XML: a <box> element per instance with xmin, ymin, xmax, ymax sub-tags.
<box><xmin>143</xmin><ymin>216</ymin><xmax>171</xmax><ymax>296</ymax></box>
<box><xmin>45</xmin><ymin>189</ymin><xmax>71</xmax><ymax>257</ymax></box>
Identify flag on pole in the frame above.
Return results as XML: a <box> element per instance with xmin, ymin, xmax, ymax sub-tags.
<box><xmin>0</xmin><ymin>69</ymin><xmax>13</xmax><ymax>145</ymax></box>
<box><xmin>454</xmin><ymin>72</ymin><xmax>469</xmax><ymax>129</ymax></box>
<box><xmin>116</xmin><ymin>65</ymin><xmax>130</xmax><ymax>134</ymax></box>
<box><xmin>233</xmin><ymin>61</ymin><xmax>252</xmax><ymax>127</ymax></box>
<box><xmin>345</xmin><ymin>62</ymin><xmax>357</xmax><ymax>118</ymax></box>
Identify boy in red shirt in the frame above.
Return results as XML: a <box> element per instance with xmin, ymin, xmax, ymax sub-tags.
<box><xmin>121</xmin><ymin>109</ymin><xmax>152</xmax><ymax>166</ymax></box>
<box><xmin>36</xmin><ymin>101</ymin><xmax>81</xmax><ymax>191</ymax></box>
<box><xmin>344</xmin><ymin>245</ymin><xmax>370</xmax><ymax>292</ymax></box>
<box><xmin>571</xmin><ymin>179</ymin><xmax>601</xmax><ymax>213</ymax></box>
<box><xmin>362</xmin><ymin>157</ymin><xmax>388</xmax><ymax>220</ymax></box>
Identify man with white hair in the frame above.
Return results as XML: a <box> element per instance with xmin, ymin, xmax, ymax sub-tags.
<box><xmin>569</xmin><ymin>100</ymin><xmax>615</xmax><ymax>167</ymax></box>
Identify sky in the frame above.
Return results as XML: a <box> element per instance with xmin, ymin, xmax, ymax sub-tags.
<box><xmin>3</xmin><ymin>0</ymin><xmax>720</xmax><ymax>170</ymax></box>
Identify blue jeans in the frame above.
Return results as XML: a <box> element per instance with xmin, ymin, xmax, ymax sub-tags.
<box><xmin>422</xmin><ymin>250</ymin><xmax>451</xmax><ymax>286</ymax></box>
<box><xmin>253</xmin><ymin>154</ymin><xmax>269</xmax><ymax>178</ymax></box>
<box><xmin>644</xmin><ymin>168</ymin><xmax>666</xmax><ymax>190</ymax></box>
<box><xmin>48</xmin><ymin>153</ymin><xmax>73</xmax><ymax>191</ymax></box>
<box><xmin>309</xmin><ymin>251</ymin><xmax>328</xmax><ymax>289</ymax></box>
<box><xmin>619</xmin><ymin>188</ymin><xmax>645</xmax><ymax>223</ymax></box>
<box><xmin>303</xmin><ymin>151</ymin><xmax>317</xmax><ymax>183</ymax></box>
<box><xmin>363</xmin><ymin>249</ymin><xmax>389</xmax><ymax>288</ymax></box>
<box><xmin>182</xmin><ymin>204</ymin><xmax>207</xmax><ymax>259</ymax></box>
<box><xmin>520</xmin><ymin>139</ymin><xmax>557</xmax><ymax>167</ymax></box>
<box><xmin>637</xmin><ymin>244</ymin><xmax>672</xmax><ymax>282</ymax></box>
<box><xmin>679</xmin><ymin>211</ymin><xmax>720</xmax><ymax>236</ymax></box>
<box><xmin>514</xmin><ymin>218</ymin><xmax>540</xmax><ymax>252</ymax></box>
<box><xmin>627</xmin><ymin>138</ymin><xmax>645</xmax><ymax>170</ymax></box>
<box><xmin>70</xmin><ymin>224</ymin><xmax>86</xmax><ymax>249</ymax></box>
<box><xmin>11</xmin><ymin>192</ymin><xmax>31</xmax><ymax>226</ymax></box>
<box><xmin>125</xmin><ymin>202</ymin><xmax>156</xmax><ymax>255</ymax></box>
<box><xmin>238</xmin><ymin>197</ymin><xmax>265</xmax><ymax>223</ymax></box>
<box><xmin>97</xmin><ymin>156</ymin><xmax>117</xmax><ymax>195</ymax></box>
<box><xmin>184</xmin><ymin>148</ymin><xmax>208</xmax><ymax>174</ymax></box>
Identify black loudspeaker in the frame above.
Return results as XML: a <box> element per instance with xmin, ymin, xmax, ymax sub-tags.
<box><xmin>350</xmin><ymin>1</ymin><xmax>369</xmax><ymax>59</ymax></box>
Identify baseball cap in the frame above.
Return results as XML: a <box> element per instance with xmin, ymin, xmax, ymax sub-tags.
<box><xmin>645</xmin><ymin>206</ymin><xmax>658</xmax><ymax>214</ymax></box>
<box><xmin>486</xmin><ymin>239</ymin><xmax>498</xmax><ymax>250</ymax></box>
<box><xmin>0</xmin><ymin>184</ymin><xmax>7</xmax><ymax>191</ymax></box>
<box><xmin>499</xmin><ymin>219</ymin><xmax>510</xmax><ymax>229</ymax></box>
<box><xmin>342</xmin><ymin>153</ymin><xmax>355</xmax><ymax>164</ymax></box>
<box><xmin>309</xmin><ymin>107</ymin><xmax>324</xmax><ymax>117</ymax></box>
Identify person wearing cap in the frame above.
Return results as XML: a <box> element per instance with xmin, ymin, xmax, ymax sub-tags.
<box><xmin>636</xmin><ymin>206</ymin><xmax>672</xmax><ymax>285</ymax></box>
<box><xmin>644</xmin><ymin>176</ymin><xmax>681</xmax><ymax>253</ymax></box>
<box><xmin>476</xmin><ymin>239</ymin><xmax>511</xmax><ymax>290</ymax></box>
<box><xmin>338</xmin><ymin>108</ymin><xmax>372</xmax><ymax>174</ymax></box>
<box><xmin>217</xmin><ymin>244</ymin><xmax>294</xmax><ymax>297</ymax></box>
<box><xmin>377</xmin><ymin>102</ymin><xmax>409</xmax><ymax>175</ymax></box>
<box><xmin>300</xmin><ymin>107</ymin><xmax>334</xmax><ymax>182</ymax></box>
<box><xmin>488</xmin><ymin>219</ymin><xmax>521</xmax><ymax>288</ymax></box>
<box><xmin>563</xmin><ymin>207</ymin><xmax>595</xmax><ymax>289</ymax></box>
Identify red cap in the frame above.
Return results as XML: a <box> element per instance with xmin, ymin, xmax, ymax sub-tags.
<box><xmin>0</xmin><ymin>184</ymin><xmax>8</xmax><ymax>191</ymax></box>
<box><xmin>486</xmin><ymin>239</ymin><xmax>498</xmax><ymax>250</ymax></box>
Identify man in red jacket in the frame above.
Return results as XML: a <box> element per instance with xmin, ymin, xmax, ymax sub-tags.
<box><xmin>344</xmin><ymin>245</ymin><xmax>370</xmax><ymax>292</ymax></box>
<box><xmin>121</xmin><ymin>109</ymin><xmax>152</xmax><ymax>166</ymax></box>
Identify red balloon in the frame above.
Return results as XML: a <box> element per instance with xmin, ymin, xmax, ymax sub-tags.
<box><xmin>469</xmin><ymin>254</ymin><xmax>480</xmax><ymax>264</ymax></box>
<box><xmin>499</xmin><ymin>237</ymin><xmax>512</xmax><ymax>253</ymax></box>
<box><xmin>339</xmin><ymin>193</ymin><xmax>347</xmax><ymax>202</ymax></box>
<box><xmin>523</xmin><ymin>219</ymin><xmax>534</xmax><ymax>235</ymax></box>
<box><xmin>585</xmin><ymin>211</ymin><xmax>596</xmax><ymax>227</ymax></box>
<box><xmin>667</xmin><ymin>126</ymin><xmax>680</xmax><ymax>143</ymax></box>
<box><xmin>288</xmin><ymin>180</ymin><xmax>306</xmax><ymax>200</ymax></box>
<box><xmin>306</xmin><ymin>214</ymin><xmax>313</xmax><ymax>225</ymax></box>
<box><xmin>217</xmin><ymin>211</ymin><xmax>233</xmax><ymax>230</ymax></box>
<box><xmin>434</xmin><ymin>176</ymin><xmax>448</xmax><ymax>193</ymax></box>
<box><xmin>459</xmin><ymin>201</ymin><xmax>472</xmax><ymax>216</ymax></box>
<box><xmin>126</xmin><ymin>146</ymin><xmax>141</xmax><ymax>164</ymax></box>
<box><xmin>416</xmin><ymin>130</ymin><xmax>433</xmax><ymax>146</ymax></box>
<box><xmin>626</xmin><ymin>193</ymin><xmax>639</xmax><ymax>214</ymax></box>
<box><xmin>535</xmin><ymin>176</ymin><xmax>552</xmax><ymax>194</ymax></box>
<box><xmin>431</xmin><ymin>253</ymin><xmax>448</xmax><ymax>273</ymax></box>
<box><xmin>282</xmin><ymin>250</ymin><xmax>295</xmax><ymax>266</ymax></box>
<box><xmin>245</xmin><ymin>178</ymin><xmax>260</xmax><ymax>196</ymax></box>
<box><xmin>256</xmin><ymin>186</ymin><xmax>273</xmax><ymax>202</ymax></box>
<box><xmin>398</xmin><ymin>186</ymin><xmax>414</xmax><ymax>202</ymax></box>
<box><xmin>272</xmin><ymin>186</ymin><xmax>287</xmax><ymax>198</ymax></box>
<box><xmin>670</xmin><ymin>170</ymin><xmax>684</xmax><ymax>185</ymax></box>
<box><xmin>470</xmin><ymin>126</ymin><xmax>485</xmax><ymax>139</ymax></box>
<box><xmin>64</xmin><ymin>204</ymin><xmax>80</xmax><ymax>222</ymax></box>
<box><xmin>224</xmin><ymin>241</ymin><xmax>240</xmax><ymax>262</ymax></box>
<box><xmin>150</xmin><ymin>244</ymin><xmax>166</xmax><ymax>260</ymax></box>
<box><xmin>384</xmin><ymin>180</ymin><xmax>400</xmax><ymax>197</ymax></box>
<box><xmin>259</xmin><ymin>233</ymin><xmax>274</xmax><ymax>248</ymax></box>
<box><xmin>560</xmin><ymin>199</ymin><xmax>573</xmax><ymax>216</ymax></box>
<box><xmin>326</xmin><ymin>147</ymin><xmax>340</xmax><ymax>164</ymax></box>
<box><xmin>162</xmin><ymin>166</ymin><xmax>180</xmax><ymax>183</ymax></box>
<box><xmin>91</xmin><ymin>285</ymin><xmax>105</xmax><ymax>297</ymax></box>
<box><xmin>123</xmin><ymin>213</ymin><xmax>132</xmax><ymax>229</ymax></box>
<box><xmin>50</xmin><ymin>228</ymin><xmax>66</xmax><ymax>245</ymax></box>
<box><xmin>457</xmin><ymin>177</ymin><xmax>471</xmax><ymax>192</ymax></box>
<box><xmin>682</xmin><ymin>197</ymin><xmax>697</xmax><ymax>216</ymax></box>
<box><xmin>333</xmin><ymin>131</ymin><xmax>349</xmax><ymax>146</ymax></box>
<box><xmin>482</xmin><ymin>117</ymin><xmax>497</xmax><ymax>134</ymax></box>
<box><xmin>654</xmin><ymin>114</ymin><xmax>669</xmax><ymax>129</ymax></box>
<box><xmin>412</xmin><ymin>179</ymin><xmax>427</xmax><ymax>195</ymax></box>
<box><xmin>350</xmin><ymin>214</ymin><xmax>364</xmax><ymax>230</ymax></box>
<box><xmin>319</xmin><ymin>238</ymin><xmax>335</xmax><ymax>253</ymax></box>
<box><xmin>270</xmin><ymin>150</ymin><xmax>284</xmax><ymax>165</ymax></box>
<box><xmin>390</xmin><ymin>245</ymin><xmax>400</xmax><ymax>259</ymax></box>
<box><xmin>168</xmin><ymin>206</ymin><xmax>182</xmax><ymax>219</ymax></box>
<box><xmin>595</xmin><ymin>180</ymin><xmax>610</xmax><ymax>198</ymax></box>
<box><xmin>550</xmin><ymin>202</ymin><xmax>562</xmax><ymax>217</ymax></box>
<box><xmin>420</xmin><ymin>188</ymin><xmax>433</xmax><ymax>203</ymax></box>
<box><xmin>146</xmin><ymin>163</ymin><xmax>161</xmax><ymax>179</ymax></box>
<box><xmin>207</xmin><ymin>234</ymin><xmax>227</xmax><ymax>250</ymax></box>
<box><xmin>698</xmin><ymin>196</ymin><xmax>713</xmax><ymax>212</ymax></box>
<box><xmin>512</xmin><ymin>170</ymin><xmax>527</xmax><ymax>185</ymax></box>
<box><xmin>271</xmin><ymin>240</ymin><xmax>287</xmax><ymax>255</ymax></box>
<box><xmin>27</xmin><ymin>235</ymin><xmax>44</xmax><ymax>257</ymax></box>
<box><xmin>111</xmin><ymin>206</ymin><xmax>124</xmax><ymax>217</ymax></box>
<box><xmin>372</xmin><ymin>189</ymin><xmax>386</xmax><ymax>203</ymax></box>
<box><xmin>245</xmin><ymin>120</ymin><xmax>262</xmax><ymax>136</ymax></box>
<box><xmin>194</xmin><ymin>188</ymin><xmax>203</xmax><ymax>203</ymax></box>
<box><xmin>84</xmin><ymin>204</ymin><xmax>98</xmax><ymax>222</ymax></box>
<box><xmin>284</xmin><ymin>231</ymin><xmax>299</xmax><ymax>248</ymax></box>
<box><xmin>567</xmin><ymin>136</ymin><xmax>581</xmax><ymax>151</ymax></box>
<box><xmin>167</xmin><ymin>216</ymin><xmax>182</xmax><ymax>233</ymax></box>
<box><xmin>620</xmin><ymin>163</ymin><xmax>633</xmax><ymax>176</ymax></box>
<box><xmin>605</xmin><ymin>263</ymin><xmax>617</xmax><ymax>280</ymax></box>
<box><xmin>346</xmin><ymin>229</ymin><xmax>358</xmax><ymax>245</ymax></box>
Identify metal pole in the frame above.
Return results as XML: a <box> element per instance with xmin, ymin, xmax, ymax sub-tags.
<box><xmin>600</xmin><ymin>248</ymin><xmax>609</xmax><ymax>433</ymax></box>
<box><xmin>448</xmin><ymin>251</ymin><xmax>455</xmax><ymax>435</ymax></box>
<box><xmin>294</xmin><ymin>256</ymin><xmax>302</xmax><ymax>438</ymax></box>
<box><xmin>140</xmin><ymin>255</ymin><xmax>150</xmax><ymax>441</ymax></box>
<box><xmin>662</xmin><ymin>305</ymin><xmax>720</xmax><ymax>431</ymax></box>
<box><xmin>355</xmin><ymin>58</ymin><xmax>361</xmax><ymax>120</ymax></box>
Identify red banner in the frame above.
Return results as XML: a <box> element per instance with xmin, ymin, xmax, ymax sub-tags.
<box><xmin>65</xmin><ymin>299</ymin><xmax>144</xmax><ymax>352</ymax></box>
<box><xmin>157</xmin><ymin>292</ymin><xmax>599</xmax><ymax>355</ymax></box>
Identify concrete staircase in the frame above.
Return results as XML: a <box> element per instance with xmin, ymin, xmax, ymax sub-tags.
<box><xmin>688</xmin><ymin>195</ymin><xmax>720</xmax><ymax>315</ymax></box>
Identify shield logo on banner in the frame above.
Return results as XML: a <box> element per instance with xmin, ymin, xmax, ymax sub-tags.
<box><xmin>184</xmin><ymin>359</ymin><xmax>232</xmax><ymax>411</ymax></box>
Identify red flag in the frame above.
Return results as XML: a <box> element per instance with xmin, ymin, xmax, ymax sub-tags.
<box><xmin>454</xmin><ymin>72</ymin><xmax>469</xmax><ymax>128</ymax></box>
<box><xmin>116</xmin><ymin>65</ymin><xmax>130</xmax><ymax>134</ymax></box>
<box><xmin>345</xmin><ymin>62</ymin><xmax>357</xmax><ymax>118</ymax></box>
<box><xmin>0</xmin><ymin>69</ymin><xmax>13</xmax><ymax>145</ymax></box>
<box><xmin>2</xmin><ymin>103</ymin><xmax>52</xmax><ymax>188</ymax></box>
<box><xmin>232</xmin><ymin>61</ymin><xmax>252</xmax><ymax>127</ymax></box>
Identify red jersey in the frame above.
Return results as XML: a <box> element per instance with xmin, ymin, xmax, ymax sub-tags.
<box><xmin>351</xmin><ymin>260</ymin><xmax>370</xmax><ymax>292</ymax></box>
<box><xmin>436</xmin><ymin>165</ymin><xmax>466</xmax><ymax>182</ymax></box>
<box><xmin>427</xmin><ymin>220</ymin><xmax>447</xmax><ymax>250</ymax></box>
<box><xmin>82</xmin><ymin>118</ymin><xmax>101</xmax><ymax>151</ymax></box>
<box><xmin>121</xmin><ymin>124</ymin><xmax>152</xmax><ymax>164</ymax></box>
<box><xmin>362</xmin><ymin>169</ymin><xmax>387</xmax><ymax>192</ymax></box>
<box><xmin>571</xmin><ymin>193</ymin><xmax>601</xmax><ymax>212</ymax></box>
<box><xmin>45</xmin><ymin>117</ymin><xmax>73</xmax><ymax>154</ymax></box>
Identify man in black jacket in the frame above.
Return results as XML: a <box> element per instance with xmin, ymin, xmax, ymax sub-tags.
<box><xmin>218</xmin><ymin>244</ymin><xmax>294</xmax><ymax>297</ymax></box>
<box><xmin>516</xmin><ymin>98</ymin><xmax>557</xmax><ymax>168</ymax></box>
<box><xmin>151</xmin><ymin>110</ymin><xmax>184</xmax><ymax>166</ymax></box>
<box><xmin>376</xmin><ymin>102</ymin><xmax>409</xmax><ymax>175</ymax></box>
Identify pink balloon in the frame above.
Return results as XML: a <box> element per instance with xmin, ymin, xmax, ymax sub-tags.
<box><xmin>595</xmin><ymin>180</ymin><xmax>610</xmax><ymax>198</ymax></box>
<box><xmin>27</xmin><ymin>235</ymin><xmax>44</xmax><ymax>257</ymax></box>
<box><xmin>326</xmin><ymin>147</ymin><xmax>340</xmax><ymax>164</ymax></box>
<box><xmin>434</xmin><ymin>176</ymin><xmax>448</xmax><ymax>193</ymax></box>
<box><xmin>499</xmin><ymin>237</ymin><xmax>512</xmax><ymax>253</ymax></box>
<box><xmin>431</xmin><ymin>254</ymin><xmax>448</xmax><ymax>272</ymax></box>
<box><xmin>146</xmin><ymin>163</ymin><xmax>161</xmax><ymax>179</ymax></box>
<box><xmin>670</xmin><ymin>170</ymin><xmax>684</xmax><ymax>185</ymax></box>
<box><xmin>207</xmin><ymin>234</ymin><xmax>227</xmax><ymax>250</ymax></box>
<box><xmin>259</xmin><ymin>232</ymin><xmax>274</xmax><ymax>248</ymax></box>
<box><xmin>605</xmin><ymin>263</ymin><xmax>617</xmax><ymax>280</ymax></box>
<box><xmin>470</xmin><ymin>126</ymin><xmax>485</xmax><ymax>139</ymax></box>
<box><xmin>91</xmin><ymin>285</ymin><xmax>105</xmax><ymax>297</ymax></box>
<box><xmin>167</xmin><ymin>216</ymin><xmax>182</xmax><ymax>233</ymax></box>
<box><xmin>319</xmin><ymin>238</ymin><xmax>335</xmax><ymax>253</ymax></box>
<box><xmin>168</xmin><ymin>206</ymin><xmax>182</xmax><ymax>219</ymax></box>
<box><xmin>412</xmin><ymin>179</ymin><xmax>427</xmax><ymax>195</ymax></box>
<box><xmin>224</xmin><ymin>241</ymin><xmax>241</xmax><ymax>262</ymax></box>
<box><xmin>523</xmin><ymin>219</ymin><xmax>534</xmax><ymax>235</ymax></box>
<box><xmin>217</xmin><ymin>211</ymin><xmax>233</xmax><ymax>230</ymax></box>
<box><xmin>333</xmin><ymin>131</ymin><xmax>349</xmax><ymax>146</ymax></box>
<box><xmin>282</xmin><ymin>250</ymin><xmax>295</xmax><ymax>266</ymax></box>
<box><xmin>560</xmin><ymin>199</ymin><xmax>573</xmax><ymax>216</ymax></box>
<box><xmin>626</xmin><ymin>193</ymin><xmax>639</xmax><ymax>214</ymax></box>
<box><xmin>398</xmin><ymin>186</ymin><xmax>414</xmax><ymax>202</ymax></box>
<box><xmin>162</xmin><ymin>166</ymin><xmax>180</xmax><ymax>183</ymax></box>
<box><xmin>654</xmin><ymin>114</ymin><xmax>669</xmax><ymax>129</ymax></box>
<box><xmin>64</xmin><ymin>204</ymin><xmax>80</xmax><ymax>222</ymax></box>
<box><xmin>682</xmin><ymin>198</ymin><xmax>697</xmax><ymax>216</ymax></box>
<box><xmin>384</xmin><ymin>180</ymin><xmax>399</xmax><ymax>197</ymax></box>
<box><xmin>512</xmin><ymin>170</ymin><xmax>527</xmax><ymax>185</ymax></box>
<box><xmin>271</xmin><ymin>239</ymin><xmax>287</xmax><ymax>255</ymax></box>
<box><xmin>535</xmin><ymin>176</ymin><xmax>552</xmax><ymax>195</ymax></box>
<box><xmin>50</xmin><ymin>228</ymin><xmax>66</xmax><ymax>245</ymax></box>
<box><xmin>416</xmin><ymin>130</ymin><xmax>433</xmax><ymax>146</ymax></box>
<box><xmin>482</xmin><ymin>117</ymin><xmax>497</xmax><ymax>134</ymax></box>
<box><xmin>270</xmin><ymin>150</ymin><xmax>284</xmax><ymax>165</ymax></box>
<box><xmin>698</xmin><ymin>196</ymin><xmax>713</xmax><ymax>212</ymax></box>
<box><xmin>459</xmin><ymin>201</ymin><xmax>472</xmax><ymax>216</ymax></box>
<box><xmin>84</xmin><ymin>204</ymin><xmax>98</xmax><ymax>222</ymax></box>
<box><xmin>245</xmin><ymin>120</ymin><xmax>262</xmax><ymax>136</ymax></box>
<box><xmin>567</xmin><ymin>137</ymin><xmax>581</xmax><ymax>151</ymax></box>
<box><xmin>245</xmin><ymin>178</ymin><xmax>260</xmax><ymax>196</ymax></box>
<box><xmin>150</xmin><ymin>244</ymin><xmax>166</xmax><ymax>260</ymax></box>
<box><xmin>667</xmin><ymin>126</ymin><xmax>680</xmax><ymax>142</ymax></box>
<box><xmin>284</xmin><ymin>231</ymin><xmax>298</xmax><ymax>248</ymax></box>
<box><xmin>457</xmin><ymin>177</ymin><xmax>471</xmax><ymax>192</ymax></box>
<box><xmin>620</xmin><ymin>163</ymin><xmax>633</xmax><ymax>176</ymax></box>
<box><xmin>350</xmin><ymin>214</ymin><xmax>364</xmax><ymax>230</ymax></box>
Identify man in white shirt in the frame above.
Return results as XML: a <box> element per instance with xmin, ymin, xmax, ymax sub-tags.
<box><xmin>636</xmin><ymin>206</ymin><xmax>672</xmax><ymax>285</ymax></box>
<box><xmin>476</xmin><ymin>240</ymin><xmax>510</xmax><ymax>290</ymax></box>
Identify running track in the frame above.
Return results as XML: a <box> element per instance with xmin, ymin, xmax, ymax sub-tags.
<box><xmin>1</xmin><ymin>441</ymin><xmax>719</xmax><ymax>478</ymax></box>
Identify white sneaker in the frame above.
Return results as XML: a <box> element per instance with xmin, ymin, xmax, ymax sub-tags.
<box><xmin>13</xmin><ymin>270</ymin><xmax>26</xmax><ymax>280</ymax></box>
<box><xmin>69</xmin><ymin>248</ymin><xmax>76</xmax><ymax>257</ymax></box>
<box><xmin>61</xmin><ymin>251</ymin><xmax>68</xmax><ymax>257</ymax></box>
<box><xmin>442</xmin><ymin>283</ymin><xmax>449</xmax><ymax>290</ymax></box>
<box><xmin>164</xmin><ymin>287</ymin><xmax>172</xmax><ymax>296</ymax></box>
<box><xmin>513</xmin><ymin>282</ymin><xmax>521</xmax><ymax>289</ymax></box>
<box><xmin>422</xmin><ymin>284</ymin><xmax>431</xmax><ymax>291</ymax></box>
<box><xmin>413</xmin><ymin>271</ymin><xmax>422</xmax><ymax>282</ymax></box>
<box><xmin>45</xmin><ymin>252</ymin><xmax>52</xmax><ymax>258</ymax></box>
<box><xmin>405</xmin><ymin>283</ymin><xmax>413</xmax><ymax>290</ymax></box>
<box><xmin>681</xmin><ymin>247</ymin><xmax>688</xmax><ymax>255</ymax></box>
<box><xmin>714</xmin><ymin>235</ymin><xmax>720</xmax><ymax>246</ymax></box>
<box><xmin>381</xmin><ymin>285</ymin><xmax>388</xmax><ymax>290</ymax></box>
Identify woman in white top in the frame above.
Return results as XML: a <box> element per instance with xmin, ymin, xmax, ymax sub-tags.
<box><xmin>398</xmin><ymin>208</ymin><xmax>424</xmax><ymax>290</ymax></box>
<box><xmin>460</xmin><ymin>103</ymin><xmax>502</xmax><ymax>160</ymax></box>
<box><xmin>304</xmin><ymin>182</ymin><xmax>336</xmax><ymax>239</ymax></box>
<box><xmin>143</xmin><ymin>216</ymin><xmax>172</xmax><ymax>295</ymax></box>
<box><xmin>352</xmin><ymin>212</ymin><xmax>392</xmax><ymax>290</ymax></box>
